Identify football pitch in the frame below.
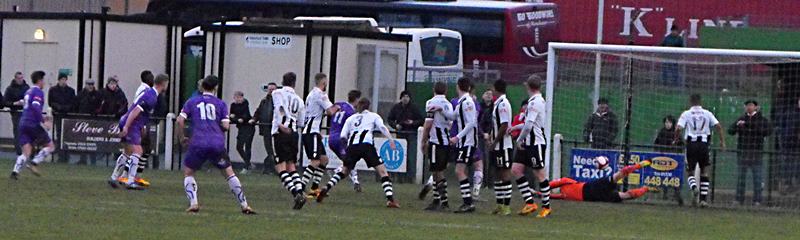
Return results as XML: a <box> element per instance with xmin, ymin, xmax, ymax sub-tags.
<box><xmin>2</xmin><ymin>162</ymin><xmax>798</xmax><ymax>240</ymax></box>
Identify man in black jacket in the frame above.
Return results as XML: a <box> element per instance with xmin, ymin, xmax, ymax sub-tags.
<box><xmin>583</xmin><ymin>98</ymin><xmax>619</xmax><ymax>149</ymax></box>
<box><xmin>76</xmin><ymin>80</ymin><xmax>102</xmax><ymax>165</ymax></box>
<box><xmin>231</xmin><ymin>91</ymin><xmax>256</xmax><ymax>174</ymax></box>
<box><xmin>387</xmin><ymin>90</ymin><xmax>423</xmax><ymax>138</ymax></box>
<box><xmin>49</xmin><ymin>73</ymin><xmax>77</xmax><ymax>163</ymax></box>
<box><xmin>250</xmin><ymin>82</ymin><xmax>277</xmax><ymax>174</ymax></box>
<box><xmin>98</xmin><ymin>77</ymin><xmax>128</xmax><ymax>117</ymax></box>
<box><xmin>728</xmin><ymin>100</ymin><xmax>771</xmax><ymax>206</ymax></box>
<box><xmin>4</xmin><ymin>72</ymin><xmax>30</xmax><ymax>155</ymax></box>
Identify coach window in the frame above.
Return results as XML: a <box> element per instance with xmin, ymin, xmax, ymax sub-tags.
<box><xmin>429</xmin><ymin>16</ymin><xmax>503</xmax><ymax>55</ymax></box>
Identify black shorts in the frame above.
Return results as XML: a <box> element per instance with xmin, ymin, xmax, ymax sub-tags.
<box><xmin>583</xmin><ymin>176</ymin><xmax>622</xmax><ymax>203</ymax></box>
<box><xmin>428</xmin><ymin>143</ymin><xmax>451</xmax><ymax>172</ymax></box>
<box><xmin>302</xmin><ymin>133</ymin><xmax>326</xmax><ymax>160</ymax></box>
<box><xmin>455</xmin><ymin>147</ymin><xmax>476</xmax><ymax>164</ymax></box>
<box><xmin>686</xmin><ymin>141</ymin><xmax>710</xmax><ymax>170</ymax></box>
<box><xmin>514</xmin><ymin>144</ymin><xmax>546</xmax><ymax>170</ymax></box>
<box><xmin>272</xmin><ymin>132</ymin><xmax>299</xmax><ymax>164</ymax></box>
<box><xmin>491</xmin><ymin>148</ymin><xmax>513</xmax><ymax>169</ymax></box>
<box><xmin>344</xmin><ymin>143</ymin><xmax>383</xmax><ymax>170</ymax></box>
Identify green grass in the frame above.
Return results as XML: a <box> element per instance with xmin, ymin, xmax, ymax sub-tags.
<box><xmin>2</xmin><ymin>162</ymin><xmax>799</xmax><ymax>239</ymax></box>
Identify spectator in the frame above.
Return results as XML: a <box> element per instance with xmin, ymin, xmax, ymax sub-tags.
<box><xmin>251</xmin><ymin>82</ymin><xmax>277</xmax><ymax>175</ymax></box>
<box><xmin>387</xmin><ymin>90</ymin><xmax>423</xmax><ymax>138</ymax></box>
<box><xmin>231</xmin><ymin>91</ymin><xmax>256</xmax><ymax>174</ymax></box>
<box><xmin>661</xmin><ymin>25</ymin><xmax>684</xmax><ymax>86</ymax></box>
<box><xmin>76</xmin><ymin>79</ymin><xmax>101</xmax><ymax>165</ymax></box>
<box><xmin>654</xmin><ymin>115</ymin><xmax>682</xmax><ymax>152</ymax></box>
<box><xmin>728</xmin><ymin>100</ymin><xmax>771</xmax><ymax>206</ymax></box>
<box><xmin>48</xmin><ymin>73</ymin><xmax>77</xmax><ymax>163</ymax></box>
<box><xmin>4</xmin><ymin>71</ymin><xmax>30</xmax><ymax>155</ymax></box>
<box><xmin>781</xmin><ymin>98</ymin><xmax>800</xmax><ymax>194</ymax></box>
<box><xmin>583</xmin><ymin>98</ymin><xmax>618</xmax><ymax>149</ymax></box>
<box><xmin>98</xmin><ymin>77</ymin><xmax>128</xmax><ymax>117</ymax></box>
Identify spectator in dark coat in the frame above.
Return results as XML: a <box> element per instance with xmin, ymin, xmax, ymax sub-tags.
<box><xmin>654</xmin><ymin>115</ymin><xmax>682</xmax><ymax>153</ymax></box>
<box><xmin>4</xmin><ymin>72</ymin><xmax>30</xmax><ymax>155</ymax></box>
<box><xmin>583</xmin><ymin>98</ymin><xmax>619</xmax><ymax>149</ymax></box>
<box><xmin>388</xmin><ymin>90</ymin><xmax>423</xmax><ymax>138</ymax></box>
<box><xmin>76</xmin><ymin>80</ymin><xmax>101</xmax><ymax>114</ymax></box>
<box><xmin>231</xmin><ymin>91</ymin><xmax>256</xmax><ymax>173</ymax></box>
<box><xmin>250</xmin><ymin>82</ymin><xmax>277</xmax><ymax>174</ymax></box>
<box><xmin>728</xmin><ymin>100</ymin><xmax>772</xmax><ymax>206</ymax></box>
<box><xmin>76</xmin><ymin>80</ymin><xmax>101</xmax><ymax>165</ymax></box>
<box><xmin>98</xmin><ymin>77</ymin><xmax>128</xmax><ymax>117</ymax></box>
<box><xmin>48</xmin><ymin>73</ymin><xmax>77</xmax><ymax>163</ymax></box>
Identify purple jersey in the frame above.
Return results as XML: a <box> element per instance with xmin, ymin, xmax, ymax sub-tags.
<box><xmin>119</xmin><ymin>87</ymin><xmax>158</xmax><ymax>130</ymax></box>
<box><xmin>180</xmin><ymin>93</ymin><xmax>229</xmax><ymax>148</ymax></box>
<box><xmin>20</xmin><ymin>86</ymin><xmax>45</xmax><ymax>127</ymax></box>
<box><xmin>329</xmin><ymin>102</ymin><xmax>355</xmax><ymax>141</ymax></box>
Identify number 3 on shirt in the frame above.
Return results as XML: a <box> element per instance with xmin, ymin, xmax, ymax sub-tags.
<box><xmin>196</xmin><ymin>102</ymin><xmax>217</xmax><ymax>120</ymax></box>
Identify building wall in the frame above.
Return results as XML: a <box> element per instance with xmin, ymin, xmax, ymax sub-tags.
<box><xmin>103</xmin><ymin>21</ymin><xmax>168</xmax><ymax>103</ymax></box>
<box><xmin>0</xmin><ymin>19</ymin><xmax>81</xmax><ymax>138</ymax></box>
<box><xmin>0</xmin><ymin>0</ymin><xmax>149</xmax><ymax>15</ymax></box>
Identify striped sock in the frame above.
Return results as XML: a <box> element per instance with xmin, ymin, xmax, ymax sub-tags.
<box><xmin>437</xmin><ymin>179</ymin><xmax>449</xmax><ymax>206</ymax></box>
<box><xmin>516</xmin><ymin>177</ymin><xmax>535</xmax><ymax>204</ymax></box>
<box><xmin>301</xmin><ymin>167</ymin><xmax>316</xmax><ymax>191</ymax></box>
<box><xmin>381</xmin><ymin>176</ymin><xmax>394</xmax><ymax>201</ymax></box>
<box><xmin>291</xmin><ymin>171</ymin><xmax>302</xmax><ymax>195</ymax></box>
<box><xmin>311</xmin><ymin>167</ymin><xmax>325</xmax><ymax>190</ymax></box>
<box><xmin>137</xmin><ymin>153</ymin><xmax>149</xmax><ymax>173</ymax></box>
<box><xmin>688</xmin><ymin>176</ymin><xmax>698</xmax><ymax>192</ymax></box>
<box><xmin>326</xmin><ymin>172</ymin><xmax>346</xmax><ymax>191</ymax></box>
<box><xmin>539</xmin><ymin>179</ymin><xmax>551</xmax><ymax>208</ymax></box>
<box><xmin>700</xmin><ymin>176</ymin><xmax>710</xmax><ymax>202</ymax></box>
<box><xmin>279</xmin><ymin>171</ymin><xmax>294</xmax><ymax>193</ymax></box>
<box><xmin>494</xmin><ymin>181</ymin><xmax>503</xmax><ymax>205</ymax></box>
<box><xmin>500</xmin><ymin>181</ymin><xmax>513</xmax><ymax>206</ymax></box>
<box><xmin>459</xmin><ymin>179</ymin><xmax>473</xmax><ymax>205</ymax></box>
<box><xmin>432</xmin><ymin>182</ymin><xmax>441</xmax><ymax>204</ymax></box>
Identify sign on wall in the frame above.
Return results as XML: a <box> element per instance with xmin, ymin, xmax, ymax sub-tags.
<box><xmin>60</xmin><ymin>118</ymin><xmax>158</xmax><ymax>153</ymax></box>
<box><xmin>570</xmin><ymin>148</ymin><xmax>684</xmax><ymax>188</ymax></box>
<box><xmin>301</xmin><ymin>135</ymin><xmax>408</xmax><ymax>173</ymax></box>
<box><xmin>244</xmin><ymin>35</ymin><xmax>294</xmax><ymax>49</ymax></box>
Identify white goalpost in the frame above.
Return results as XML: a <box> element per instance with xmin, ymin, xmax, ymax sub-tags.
<box><xmin>545</xmin><ymin>42</ymin><xmax>800</xmax><ymax>207</ymax></box>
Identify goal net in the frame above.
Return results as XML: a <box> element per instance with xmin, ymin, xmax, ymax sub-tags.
<box><xmin>546</xmin><ymin>43</ymin><xmax>800</xmax><ymax>209</ymax></box>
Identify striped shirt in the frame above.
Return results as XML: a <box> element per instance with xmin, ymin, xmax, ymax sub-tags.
<box><xmin>521</xmin><ymin>93</ymin><xmax>546</xmax><ymax>146</ymax></box>
<box><xmin>271</xmin><ymin>86</ymin><xmax>305</xmax><ymax>135</ymax></box>
<box><xmin>677</xmin><ymin>106</ymin><xmax>719</xmax><ymax>142</ymax></box>
<box><xmin>425</xmin><ymin>95</ymin><xmax>454</xmax><ymax>145</ymax></box>
<box><xmin>303</xmin><ymin>87</ymin><xmax>334</xmax><ymax>134</ymax></box>
<box><xmin>453</xmin><ymin>93</ymin><xmax>478</xmax><ymax>147</ymax></box>
<box><xmin>491</xmin><ymin>94</ymin><xmax>513</xmax><ymax>150</ymax></box>
<box><xmin>340</xmin><ymin>110</ymin><xmax>391</xmax><ymax>146</ymax></box>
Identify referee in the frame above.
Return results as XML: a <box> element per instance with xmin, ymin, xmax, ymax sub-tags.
<box><xmin>675</xmin><ymin>94</ymin><xmax>726</xmax><ymax>207</ymax></box>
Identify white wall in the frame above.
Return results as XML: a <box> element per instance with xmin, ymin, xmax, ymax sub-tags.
<box><xmin>0</xmin><ymin>19</ymin><xmax>80</xmax><ymax>139</ymax></box>
<box><xmin>103</xmin><ymin>21</ymin><xmax>168</xmax><ymax>103</ymax></box>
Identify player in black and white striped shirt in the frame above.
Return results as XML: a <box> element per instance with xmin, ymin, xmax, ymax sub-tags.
<box><xmin>676</xmin><ymin>94</ymin><xmax>726</xmax><ymax>207</ymax></box>
<box><xmin>316</xmin><ymin>98</ymin><xmax>400</xmax><ymax>208</ymax></box>
<box><xmin>301</xmin><ymin>73</ymin><xmax>340</xmax><ymax>198</ymax></box>
<box><xmin>512</xmin><ymin>76</ymin><xmax>551</xmax><ymax>218</ymax></box>
<box><xmin>271</xmin><ymin>72</ymin><xmax>308</xmax><ymax>210</ymax></box>
<box><xmin>448</xmin><ymin>77</ymin><xmax>479</xmax><ymax>213</ymax></box>
<box><xmin>421</xmin><ymin>82</ymin><xmax>456</xmax><ymax>211</ymax></box>
<box><xmin>487</xmin><ymin>79</ymin><xmax>514</xmax><ymax>215</ymax></box>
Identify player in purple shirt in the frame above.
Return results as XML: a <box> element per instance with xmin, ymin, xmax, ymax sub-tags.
<box><xmin>326</xmin><ymin>90</ymin><xmax>363</xmax><ymax>192</ymax></box>
<box><xmin>176</xmin><ymin>75</ymin><xmax>255</xmax><ymax>214</ymax></box>
<box><xmin>10</xmin><ymin>71</ymin><xmax>55</xmax><ymax>180</ymax></box>
<box><xmin>108</xmin><ymin>74</ymin><xmax>169</xmax><ymax>190</ymax></box>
